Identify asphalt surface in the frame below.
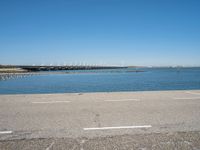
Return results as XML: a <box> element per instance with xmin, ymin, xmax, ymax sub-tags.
<box><xmin>0</xmin><ymin>90</ymin><xmax>200</xmax><ymax>149</ymax></box>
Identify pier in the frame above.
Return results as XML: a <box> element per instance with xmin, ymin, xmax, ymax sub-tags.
<box><xmin>0</xmin><ymin>65</ymin><xmax>127</xmax><ymax>72</ymax></box>
<box><xmin>19</xmin><ymin>65</ymin><xmax>126</xmax><ymax>71</ymax></box>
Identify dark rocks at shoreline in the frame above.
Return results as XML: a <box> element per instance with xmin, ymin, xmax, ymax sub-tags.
<box><xmin>0</xmin><ymin>73</ymin><xmax>33</xmax><ymax>81</ymax></box>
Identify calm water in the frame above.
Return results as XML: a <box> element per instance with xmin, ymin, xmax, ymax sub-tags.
<box><xmin>0</xmin><ymin>68</ymin><xmax>200</xmax><ymax>94</ymax></box>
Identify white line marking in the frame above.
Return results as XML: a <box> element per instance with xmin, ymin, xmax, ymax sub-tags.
<box><xmin>185</xmin><ymin>91</ymin><xmax>200</xmax><ymax>95</ymax></box>
<box><xmin>84</xmin><ymin>125</ymin><xmax>152</xmax><ymax>131</ymax></box>
<box><xmin>32</xmin><ymin>101</ymin><xmax>70</xmax><ymax>104</ymax></box>
<box><xmin>46</xmin><ymin>141</ymin><xmax>55</xmax><ymax>150</ymax></box>
<box><xmin>104</xmin><ymin>99</ymin><xmax>140</xmax><ymax>102</ymax></box>
<box><xmin>174</xmin><ymin>97</ymin><xmax>200</xmax><ymax>100</ymax></box>
<box><xmin>0</xmin><ymin>131</ymin><xmax>13</xmax><ymax>134</ymax></box>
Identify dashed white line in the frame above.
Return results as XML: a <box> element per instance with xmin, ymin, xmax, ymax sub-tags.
<box><xmin>104</xmin><ymin>99</ymin><xmax>140</xmax><ymax>102</ymax></box>
<box><xmin>173</xmin><ymin>97</ymin><xmax>200</xmax><ymax>100</ymax></box>
<box><xmin>84</xmin><ymin>125</ymin><xmax>152</xmax><ymax>131</ymax></box>
<box><xmin>0</xmin><ymin>131</ymin><xmax>13</xmax><ymax>134</ymax></box>
<box><xmin>32</xmin><ymin>101</ymin><xmax>70</xmax><ymax>104</ymax></box>
<box><xmin>185</xmin><ymin>91</ymin><xmax>200</xmax><ymax>95</ymax></box>
<box><xmin>46</xmin><ymin>141</ymin><xmax>55</xmax><ymax>150</ymax></box>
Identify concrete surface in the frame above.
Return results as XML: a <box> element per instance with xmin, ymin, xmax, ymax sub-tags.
<box><xmin>0</xmin><ymin>90</ymin><xmax>200</xmax><ymax>149</ymax></box>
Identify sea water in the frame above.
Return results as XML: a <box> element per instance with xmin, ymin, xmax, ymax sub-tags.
<box><xmin>0</xmin><ymin>67</ymin><xmax>200</xmax><ymax>94</ymax></box>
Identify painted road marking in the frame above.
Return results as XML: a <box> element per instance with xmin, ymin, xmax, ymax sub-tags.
<box><xmin>104</xmin><ymin>99</ymin><xmax>140</xmax><ymax>102</ymax></box>
<box><xmin>46</xmin><ymin>141</ymin><xmax>55</xmax><ymax>150</ymax></box>
<box><xmin>173</xmin><ymin>97</ymin><xmax>200</xmax><ymax>100</ymax></box>
<box><xmin>185</xmin><ymin>91</ymin><xmax>200</xmax><ymax>95</ymax></box>
<box><xmin>0</xmin><ymin>131</ymin><xmax>13</xmax><ymax>134</ymax></box>
<box><xmin>32</xmin><ymin>101</ymin><xmax>70</xmax><ymax>104</ymax></box>
<box><xmin>84</xmin><ymin>125</ymin><xmax>152</xmax><ymax>131</ymax></box>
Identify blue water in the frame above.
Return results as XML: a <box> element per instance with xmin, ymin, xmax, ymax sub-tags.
<box><xmin>0</xmin><ymin>68</ymin><xmax>200</xmax><ymax>94</ymax></box>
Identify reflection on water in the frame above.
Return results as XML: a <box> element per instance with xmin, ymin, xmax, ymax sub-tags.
<box><xmin>0</xmin><ymin>68</ymin><xmax>200</xmax><ymax>94</ymax></box>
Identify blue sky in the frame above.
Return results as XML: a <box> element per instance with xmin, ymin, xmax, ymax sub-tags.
<box><xmin>0</xmin><ymin>0</ymin><xmax>200</xmax><ymax>66</ymax></box>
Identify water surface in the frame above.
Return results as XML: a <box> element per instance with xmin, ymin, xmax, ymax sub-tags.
<box><xmin>0</xmin><ymin>68</ymin><xmax>200</xmax><ymax>94</ymax></box>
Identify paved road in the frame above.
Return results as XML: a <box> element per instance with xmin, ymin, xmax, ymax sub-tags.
<box><xmin>0</xmin><ymin>90</ymin><xmax>200</xmax><ymax>149</ymax></box>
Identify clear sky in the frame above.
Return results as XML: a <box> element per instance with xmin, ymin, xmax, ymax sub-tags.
<box><xmin>0</xmin><ymin>0</ymin><xmax>200</xmax><ymax>66</ymax></box>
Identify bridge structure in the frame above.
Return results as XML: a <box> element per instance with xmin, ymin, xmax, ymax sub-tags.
<box><xmin>14</xmin><ymin>65</ymin><xmax>127</xmax><ymax>71</ymax></box>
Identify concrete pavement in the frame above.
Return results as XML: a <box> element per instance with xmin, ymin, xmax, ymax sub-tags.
<box><xmin>0</xmin><ymin>90</ymin><xmax>200</xmax><ymax>149</ymax></box>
